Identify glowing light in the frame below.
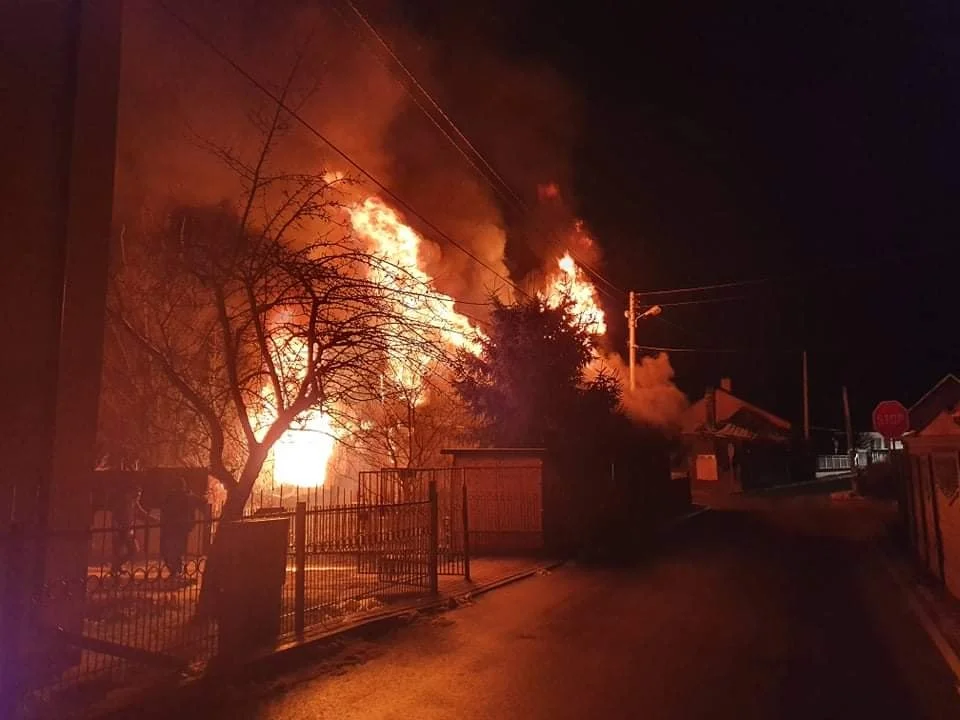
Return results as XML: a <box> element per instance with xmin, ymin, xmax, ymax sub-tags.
<box><xmin>255</xmin><ymin>331</ymin><xmax>338</xmax><ymax>488</ymax></box>
<box><xmin>273</xmin><ymin>415</ymin><xmax>336</xmax><ymax>488</ymax></box>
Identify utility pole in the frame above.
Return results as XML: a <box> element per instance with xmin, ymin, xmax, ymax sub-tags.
<box><xmin>627</xmin><ymin>291</ymin><xmax>636</xmax><ymax>391</ymax></box>
<box><xmin>802</xmin><ymin>351</ymin><xmax>810</xmax><ymax>441</ymax></box>
<box><xmin>625</xmin><ymin>294</ymin><xmax>661</xmax><ymax>392</ymax></box>
<box><xmin>842</xmin><ymin>385</ymin><xmax>859</xmax><ymax>494</ymax></box>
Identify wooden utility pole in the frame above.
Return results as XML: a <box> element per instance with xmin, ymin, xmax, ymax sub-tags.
<box><xmin>842</xmin><ymin>385</ymin><xmax>858</xmax><ymax>493</ymax></box>
<box><xmin>802</xmin><ymin>351</ymin><xmax>810</xmax><ymax>441</ymax></box>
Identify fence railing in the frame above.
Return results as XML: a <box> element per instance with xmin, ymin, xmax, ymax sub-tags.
<box><xmin>817</xmin><ymin>455</ymin><xmax>852</xmax><ymax>472</ymax></box>
<box><xmin>817</xmin><ymin>451</ymin><xmax>892</xmax><ymax>472</ymax></box>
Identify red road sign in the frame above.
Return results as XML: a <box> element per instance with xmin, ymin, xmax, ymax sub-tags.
<box><xmin>872</xmin><ymin>400</ymin><xmax>910</xmax><ymax>438</ymax></box>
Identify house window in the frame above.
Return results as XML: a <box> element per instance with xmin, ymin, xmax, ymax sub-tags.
<box><xmin>932</xmin><ymin>452</ymin><xmax>960</xmax><ymax>504</ymax></box>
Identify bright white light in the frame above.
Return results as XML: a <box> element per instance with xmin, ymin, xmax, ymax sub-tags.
<box><xmin>273</xmin><ymin>415</ymin><xmax>335</xmax><ymax>487</ymax></box>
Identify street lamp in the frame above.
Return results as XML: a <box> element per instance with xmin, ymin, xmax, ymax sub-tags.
<box><xmin>625</xmin><ymin>292</ymin><xmax>663</xmax><ymax>391</ymax></box>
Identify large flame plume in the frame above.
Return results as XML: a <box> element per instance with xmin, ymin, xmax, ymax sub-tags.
<box><xmin>349</xmin><ymin>197</ymin><xmax>484</xmax><ymax>390</ymax></box>
<box><xmin>260</xmin><ymin>195</ymin><xmax>681</xmax><ymax>488</ymax></box>
<box><xmin>264</xmin><ymin>196</ymin><xmax>486</xmax><ymax>487</ymax></box>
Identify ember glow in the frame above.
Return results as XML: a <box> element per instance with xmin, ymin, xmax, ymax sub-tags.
<box><xmin>349</xmin><ymin>197</ymin><xmax>484</xmax><ymax>389</ymax></box>
<box><xmin>542</xmin><ymin>252</ymin><xmax>607</xmax><ymax>336</ymax></box>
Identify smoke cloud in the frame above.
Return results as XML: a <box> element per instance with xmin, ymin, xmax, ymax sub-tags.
<box><xmin>114</xmin><ymin>0</ymin><xmax>687</xmax><ymax>428</ymax></box>
<box><xmin>115</xmin><ymin>0</ymin><xmax>577</xmax><ymax>307</ymax></box>
<box><xmin>588</xmin><ymin>351</ymin><xmax>688</xmax><ymax>431</ymax></box>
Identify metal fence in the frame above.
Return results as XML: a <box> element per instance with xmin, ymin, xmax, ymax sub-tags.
<box><xmin>816</xmin><ymin>454</ymin><xmax>852</xmax><ymax>472</ymax></box>
<box><xmin>1</xmin><ymin>466</ymin><xmax>551</xmax><ymax>717</ymax></box>
<box><xmin>359</xmin><ymin>468</ymin><xmax>468</xmax><ymax>577</ymax></box>
<box><xmin>2</xmin><ymin>513</ymin><xmax>217</xmax><ymax>719</ymax></box>
<box><xmin>1</xmin><ymin>482</ymin><xmax>456</xmax><ymax>719</ymax></box>
<box><xmin>817</xmin><ymin>451</ymin><xmax>892</xmax><ymax>472</ymax></box>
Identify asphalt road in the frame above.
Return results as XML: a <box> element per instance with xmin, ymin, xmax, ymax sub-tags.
<box><xmin>157</xmin><ymin>495</ymin><xmax>960</xmax><ymax>719</ymax></box>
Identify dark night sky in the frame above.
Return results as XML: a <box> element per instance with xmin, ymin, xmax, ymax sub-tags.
<box><xmin>387</xmin><ymin>0</ymin><xmax>960</xmax><ymax>431</ymax></box>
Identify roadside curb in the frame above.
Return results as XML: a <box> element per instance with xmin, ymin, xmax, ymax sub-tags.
<box><xmin>246</xmin><ymin>558</ymin><xmax>567</xmax><ymax>672</ymax></box>
<box><xmin>879</xmin><ymin>550</ymin><xmax>960</xmax><ymax>686</ymax></box>
<box><xmin>671</xmin><ymin>504</ymin><xmax>710</xmax><ymax>525</ymax></box>
<box><xmin>736</xmin><ymin>475</ymin><xmax>855</xmax><ymax>496</ymax></box>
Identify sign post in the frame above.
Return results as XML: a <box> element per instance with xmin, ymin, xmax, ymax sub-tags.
<box><xmin>872</xmin><ymin>400</ymin><xmax>910</xmax><ymax>442</ymax></box>
<box><xmin>872</xmin><ymin>400</ymin><xmax>910</xmax><ymax>520</ymax></box>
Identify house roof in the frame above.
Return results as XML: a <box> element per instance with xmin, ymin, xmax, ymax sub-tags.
<box><xmin>910</xmin><ymin>373</ymin><xmax>960</xmax><ymax>433</ymax></box>
<box><xmin>693</xmin><ymin>405</ymin><xmax>791</xmax><ymax>443</ymax></box>
<box><xmin>682</xmin><ymin>386</ymin><xmax>792</xmax><ymax>435</ymax></box>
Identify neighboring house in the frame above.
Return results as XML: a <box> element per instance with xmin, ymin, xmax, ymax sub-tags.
<box><xmin>902</xmin><ymin>374</ymin><xmax>960</xmax><ymax>598</ymax></box>
<box><xmin>681</xmin><ymin>378</ymin><xmax>793</xmax><ymax>492</ymax></box>
<box><xmin>910</xmin><ymin>373</ymin><xmax>960</xmax><ymax>434</ymax></box>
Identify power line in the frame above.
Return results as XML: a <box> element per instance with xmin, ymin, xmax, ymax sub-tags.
<box><xmin>631</xmin><ymin>246</ymin><xmax>956</xmax><ymax>300</ymax></box>
<box><xmin>154</xmin><ymin>0</ymin><xmax>531</xmax><ymax>300</ymax></box>
<box><xmin>652</xmin><ymin>295</ymin><xmax>753</xmax><ymax>308</ymax></box>
<box><xmin>636</xmin><ymin>344</ymin><xmax>796</xmax><ymax>354</ymax></box>
<box><xmin>338</xmin><ymin>0</ymin><xmax>525</xmax><ymax>209</ymax></box>
<box><xmin>335</xmin><ymin>0</ymin><xmax>626</xmax><ymax>302</ymax></box>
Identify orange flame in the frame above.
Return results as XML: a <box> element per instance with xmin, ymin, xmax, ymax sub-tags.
<box><xmin>349</xmin><ymin>197</ymin><xmax>484</xmax><ymax>390</ymax></box>
<box><xmin>541</xmin><ymin>252</ymin><xmax>607</xmax><ymax>336</ymax></box>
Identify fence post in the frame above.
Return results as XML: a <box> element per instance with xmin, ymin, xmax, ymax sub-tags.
<box><xmin>428</xmin><ymin>481</ymin><xmax>439</xmax><ymax>596</ymax></box>
<box><xmin>1</xmin><ymin>523</ymin><xmax>25</xmax><ymax>719</ymax></box>
<box><xmin>294</xmin><ymin>502</ymin><xmax>306</xmax><ymax>636</ymax></box>
<box><xmin>461</xmin><ymin>478</ymin><xmax>471</xmax><ymax>582</ymax></box>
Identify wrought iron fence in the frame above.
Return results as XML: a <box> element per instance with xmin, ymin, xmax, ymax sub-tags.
<box><xmin>359</xmin><ymin>468</ymin><xmax>468</xmax><ymax>576</ymax></box>
<box><xmin>1</xmin><ymin>511</ymin><xmax>217</xmax><ymax>720</ymax></box>
<box><xmin>294</xmin><ymin>498</ymin><xmax>435</xmax><ymax>633</ymax></box>
<box><xmin>0</xmin><ymin>484</ymin><xmax>452</xmax><ymax>719</ymax></box>
<box><xmin>0</xmin><ymin>468</ymin><xmax>552</xmax><ymax>718</ymax></box>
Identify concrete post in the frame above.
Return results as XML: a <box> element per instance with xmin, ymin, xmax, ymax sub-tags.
<box><xmin>294</xmin><ymin>502</ymin><xmax>306</xmax><ymax>636</ymax></box>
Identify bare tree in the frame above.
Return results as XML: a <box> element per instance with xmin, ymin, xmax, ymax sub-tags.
<box><xmin>353</xmin><ymin>374</ymin><xmax>478</xmax><ymax>470</ymax></box>
<box><xmin>106</xmin><ymin>84</ymin><xmax>436</xmax><ymax>522</ymax></box>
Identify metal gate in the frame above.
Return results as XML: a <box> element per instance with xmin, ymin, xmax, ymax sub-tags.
<box><xmin>358</xmin><ymin>468</ymin><xmax>467</xmax><ymax>576</ymax></box>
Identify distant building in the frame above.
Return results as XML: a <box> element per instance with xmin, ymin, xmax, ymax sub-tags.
<box><xmin>680</xmin><ymin>378</ymin><xmax>793</xmax><ymax>492</ymax></box>
<box><xmin>909</xmin><ymin>373</ymin><xmax>960</xmax><ymax>434</ymax></box>
<box><xmin>902</xmin><ymin>373</ymin><xmax>960</xmax><ymax>597</ymax></box>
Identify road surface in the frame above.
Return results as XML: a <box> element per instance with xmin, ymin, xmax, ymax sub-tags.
<box><xmin>152</xmin><ymin>495</ymin><xmax>960</xmax><ymax>719</ymax></box>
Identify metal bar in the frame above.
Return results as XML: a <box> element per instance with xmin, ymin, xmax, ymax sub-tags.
<box><xmin>53</xmin><ymin>628</ymin><xmax>187</xmax><ymax>670</ymax></box>
<box><xmin>461</xmin><ymin>475</ymin><xmax>470</xmax><ymax>582</ymax></box>
<box><xmin>428</xmin><ymin>481</ymin><xmax>439</xmax><ymax>595</ymax></box>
